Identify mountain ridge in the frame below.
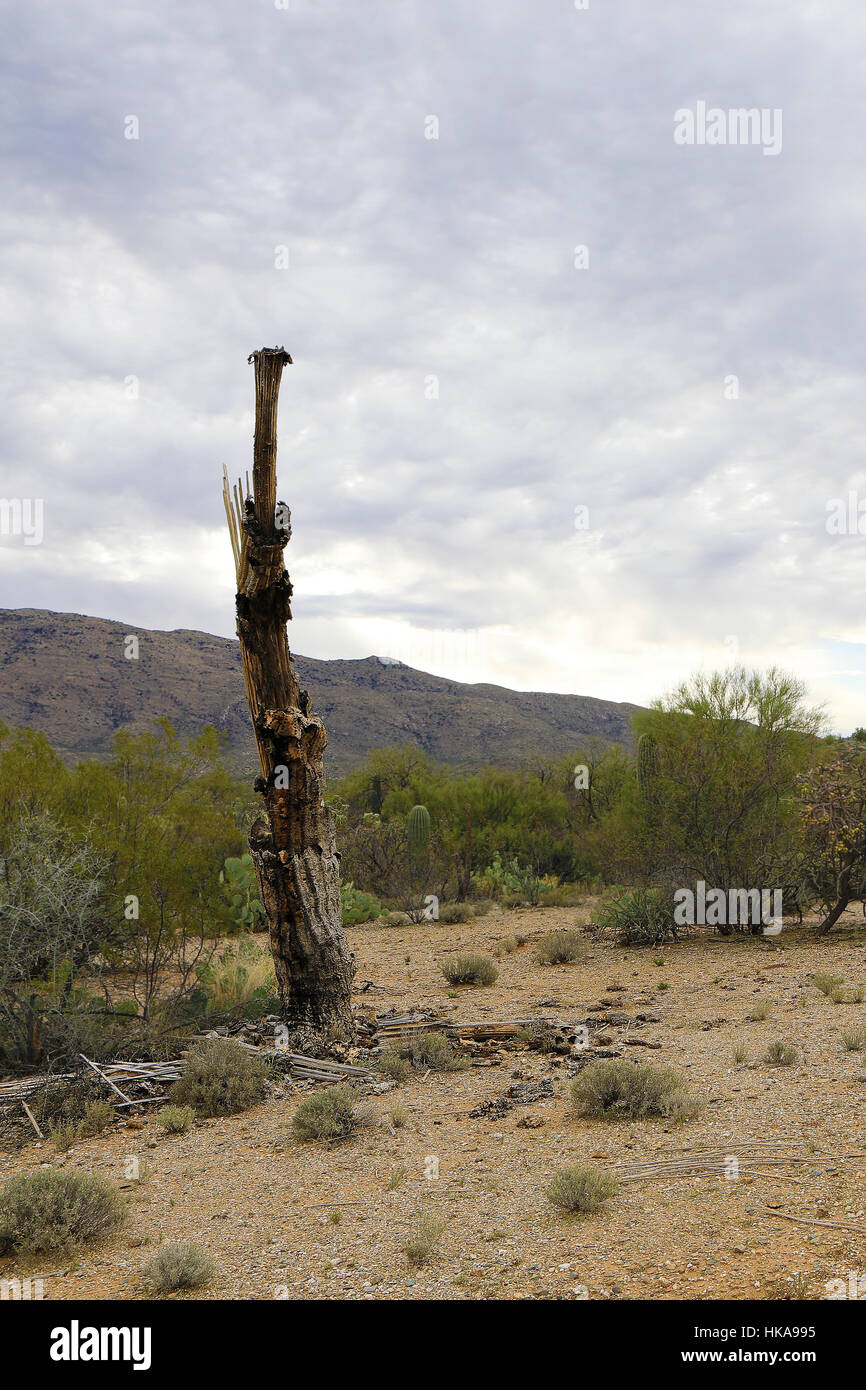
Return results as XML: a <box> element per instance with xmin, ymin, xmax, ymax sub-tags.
<box><xmin>0</xmin><ymin>609</ymin><xmax>642</xmax><ymax>779</ymax></box>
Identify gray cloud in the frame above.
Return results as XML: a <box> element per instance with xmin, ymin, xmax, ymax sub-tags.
<box><xmin>1</xmin><ymin>0</ymin><xmax>865</xmax><ymax>730</ymax></box>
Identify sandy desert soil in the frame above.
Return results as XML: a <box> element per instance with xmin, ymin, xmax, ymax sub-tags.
<box><xmin>2</xmin><ymin>902</ymin><xmax>865</xmax><ymax>1301</ymax></box>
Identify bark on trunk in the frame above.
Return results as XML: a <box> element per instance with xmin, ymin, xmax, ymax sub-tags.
<box><xmin>816</xmin><ymin>895</ymin><xmax>850</xmax><ymax>935</ymax></box>
<box><xmin>224</xmin><ymin>347</ymin><xmax>354</xmax><ymax>1035</ymax></box>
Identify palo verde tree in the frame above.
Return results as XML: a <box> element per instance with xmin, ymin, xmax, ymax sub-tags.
<box><xmin>222</xmin><ymin>348</ymin><xmax>354</xmax><ymax>1036</ymax></box>
<box><xmin>798</xmin><ymin>747</ymin><xmax>866</xmax><ymax>933</ymax></box>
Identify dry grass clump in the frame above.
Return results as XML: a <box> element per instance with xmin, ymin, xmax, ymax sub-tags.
<box><xmin>493</xmin><ymin>933</ymin><xmax>525</xmax><ymax>957</ymax></box>
<box><xmin>291</xmin><ymin>1083</ymin><xmax>374</xmax><ymax>1144</ymax></box>
<box><xmin>535</xmin><ymin>929</ymin><xmax>588</xmax><ymax>965</ymax></box>
<box><xmin>157</xmin><ymin>1104</ymin><xmax>195</xmax><ymax>1135</ymax></box>
<box><xmin>141</xmin><ymin>1242</ymin><xmax>215</xmax><ymax>1294</ymax></box>
<box><xmin>764</xmin><ymin>1040</ymin><xmax>800</xmax><ymax>1067</ymax></box>
<box><xmin>410</xmin><ymin>1031</ymin><xmax>468</xmax><ymax>1072</ymax></box>
<box><xmin>440</xmin><ymin>952</ymin><xmax>497</xmax><ymax>986</ymax></box>
<box><xmin>0</xmin><ymin>1169</ymin><xmax>125</xmax><ymax>1254</ymax></box>
<box><xmin>546</xmin><ymin>1165</ymin><xmax>618</xmax><ymax>1214</ymax></box>
<box><xmin>50</xmin><ymin>1099</ymin><xmax>114</xmax><ymax>1151</ymax></box>
<box><xmin>197</xmin><ymin>935</ymin><xmax>276</xmax><ymax>1011</ymax></box>
<box><xmin>388</xmin><ymin>1101</ymin><xmax>409</xmax><ymax>1129</ymax></box>
<box><xmin>842</xmin><ymin>1026</ymin><xmax>866</xmax><ymax>1051</ymax></box>
<box><xmin>437</xmin><ymin>902</ymin><xmax>474</xmax><ymax>924</ymax></box>
<box><xmin>811</xmin><ymin>972</ymin><xmax>863</xmax><ymax>1005</ymax></box>
<box><xmin>377</xmin><ymin>1050</ymin><xmax>412</xmax><ymax>1083</ymax></box>
<box><xmin>471</xmin><ymin>899</ymin><xmax>494</xmax><ymax>917</ymax></box>
<box><xmin>383</xmin><ymin>911</ymin><xmax>411</xmax><ymax>927</ymax></box>
<box><xmin>405</xmin><ymin>1212</ymin><xmax>445</xmax><ymax>1267</ymax></box>
<box><xmin>749</xmin><ymin>1000</ymin><xmax>772</xmax><ymax>1021</ymax></box>
<box><xmin>570</xmin><ymin>1059</ymin><xmax>701</xmax><ymax>1122</ymax></box>
<box><xmin>169</xmin><ymin>1038</ymin><xmax>268</xmax><ymax>1118</ymax></box>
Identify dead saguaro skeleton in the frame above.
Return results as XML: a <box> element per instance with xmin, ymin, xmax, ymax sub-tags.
<box><xmin>222</xmin><ymin>347</ymin><xmax>354</xmax><ymax>1034</ymax></box>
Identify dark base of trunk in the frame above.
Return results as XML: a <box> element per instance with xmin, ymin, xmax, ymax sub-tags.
<box><xmin>817</xmin><ymin>897</ymin><xmax>850</xmax><ymax>935</ymax></box>
<box><xmin>249</xmin><ymin>817</ymin><xmax>354</xmax><ymax>1033</ymax></box>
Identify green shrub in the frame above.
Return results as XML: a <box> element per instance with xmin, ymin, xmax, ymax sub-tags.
<box><xmin>764</xmin><ymin>1040</ymin><xmax>800</xmax><ymax>1067</ymax></box>
<box><xmin>157</xmin><ymin>1105</ymin><xmax>195</xmax><ymax>1135</ymax></box>
<box><xmin>405</xmin><ymin>1212</ymin><xmax>445</xmax><ymax>1267</ymax></box>
<box><xmin>570</xmin><ymin>1059</ymin><xmax>701</xmax><ymax>1122</ymax></box>
<box><xmin>437</xmin><ymin>902</ymin><xmax>474</xmax><ymax>924</ymax></box>
<box><xmin>535</xmin><ymin>929</ymin><xmax>588</xmax><ymax>965</ymax></box>
<box><xmin>0</xmin><ymin>1169</ymin><xmax>125</xmax><ymax>1254</ymax></box>
<box><xmin>546</xmin><ymin>1165</ymin><xmax>618</xmax><ymax>1214</ymax></box>
<box><xmin>141</xmin><ymin>1242</ymin><xmax>215</xmax><ymax>1294</ymax></box>
<box><xmin>377</xmin><ymin>1051</ymin><xmax>412</xmax><ymax>1083</ymax></box>
<box><xmin>169</xmin><ymin>1038</ymin><xmax>268</xmax><ymax>1118</ymax></box>
<box><xmin>291</xmin><ymin>1083</ymin><xmax>372</xmax><ymax>1144</ymax></box>
<box><xmin>410</xmin><ymin>1031</ymin><xmax>468</xmax><ymax>1072</ymax></box>
<box><xmin>341</xmin><ymin>881</ymin><xmax>382</xmax><ymax>926</ymax></box>
<box><xmin>595</xmin><ymin>887</ymin><xmax>677</xmax><ymax>946</ymax></box>
<box><xmin>441</xmin><ymin>953</ymin><xmax>498</xmax><ymax>986</ymax></box>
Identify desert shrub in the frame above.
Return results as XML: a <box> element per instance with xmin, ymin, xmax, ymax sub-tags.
<box><xmin>341</xmin><ymin>881</ymin><xmax>382</xmax><ymax>926</ymax></box>
<box><xmin>570</xmin><ymin>1059</ymin><xmax>701</xmax><ymax>1122</ymax></box>
<box><xmin>764</xmin><ymin>1040</ymin><xmax>800</xmax><ymax>1066</ymax></box>
<box><xmin>471</xmin><ymin>899</ymin><xmax>494</xmax><ymax>917</ymax></box>
<box><xmin>733</xmin><ymin>1041</ymin><xmax>749</xmax><ymax>1063</ymax></box>
<box><xmin>141</xmin><ymin>1242</ymin><xmax>214</xmax><ymax>1294</ymax></box>
<box><xmin>382</xmin><ymin>911</ymin><xmax>411</xmax><ymax>927</ymax></box>
<box><xmin>410</xmin><ymin>1031</ymin><xmax>468</xmax><ymax>1072</ymax></box>
<box><xmin>546</xmin><ymin>1165</ymin><xmax>618</xmax><ymax>1214</ymax></box>
<box><xmin>842</xmin><ymin>1026</ymin><xmax>866</xmax><ymax>1051</ymax></box>
<box><xmin>291</xmin><ymin>1083</ymin><xmax>371</xmax><ymax>1144</ymax></box>
<box><xmin>377</xmin><ymin>1050</ymin><xmax>412</xmax><ymax>1083</ymax></box>
<box><xmin>749</xmin><ymin>1000</ymin><xmax>771</xmax><ymax>1021</ymax></box>
<box><xmin>535</xmin><ymin>929</ymin><xmax>588</xmax><ymax>965</ymax></box>
<box><xmin>157</xmin><ymin>1104</ymin><xmax>195</xmax><ymax>1135</ymax></box>
<box><xmin>595</xmin><ymin>887</ymin><xmax>677</xmax><ymax>946</ymax></box>
<box><xmin>195</xmin><ymin>935</ymin><xmax>277</xmax><ymax>1016</ymax></box>
<box><xmin>405</xmin><ymin>1212</ymin><xmax>445</xmax><ymax>1267</ymax></box>
<box><xmin>169</xmin><ymin>1038</ymin><xmax>268</xmax><ymax>1118</ymax></box>
<box><xmin>441</xmin><ymin>953</ymin><xmax>497</xmax><ymax>986</ymax></box>
<box><xmin>0</xmin><ymin>1169</ymin><xmax>125</xmax><ymax>1254</ymax></box>
<box><xmin>538</xmin><ymin>884</ymin><xmax>583</xmax><ymax>908</ymax></box>
<box><xmin>437</xmin><ymin>902</ymin><xmax>474</xmax><ymax>924</ymax></box>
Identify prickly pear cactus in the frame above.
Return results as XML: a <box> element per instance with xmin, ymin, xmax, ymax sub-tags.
<box><xmin>220</xmin><ymin>853</ymin><xmax>266</xmax><ymax>932</ymax></box>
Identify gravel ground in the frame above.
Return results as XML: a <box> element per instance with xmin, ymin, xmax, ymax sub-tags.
<box><xmin>2</xmin><ymin>902</ymin><xmax>865</xmax><ymax>1301</ymax></box>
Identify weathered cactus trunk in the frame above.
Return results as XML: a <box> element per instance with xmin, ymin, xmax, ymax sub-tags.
<box><xmin>223</xmin><ymin>347</ymin><xmax>354</xmax><ymax>1036</ymax></box>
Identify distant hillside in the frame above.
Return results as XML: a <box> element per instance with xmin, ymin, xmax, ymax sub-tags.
<box><xmin>0</xmin><ymin>610</ymin><xmax>642</xmax><ymax>779</ymax></box>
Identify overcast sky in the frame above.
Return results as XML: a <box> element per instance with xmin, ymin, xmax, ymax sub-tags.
<box><xmin>2</xmin><ymin>0</ymin><xmax>865</xmax><ymax>731</ymax></box>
